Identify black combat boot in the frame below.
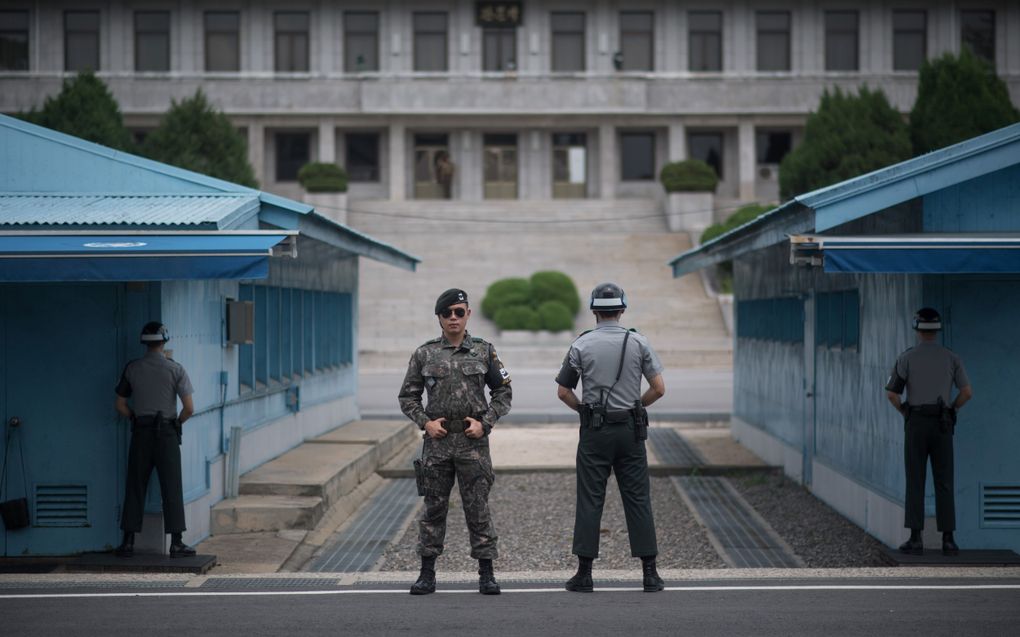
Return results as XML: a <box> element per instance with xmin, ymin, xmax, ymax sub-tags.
<box><xmin>898</xmin><ymin>529</ymin><xmax>924</xmax><ymax>555</ymax></box>
<box><xmin>565</xmin><ymin>555</ymin><xmax>594</xmax><ymax>593</ymax></box>
<box><xmin>169</xmin><ymin>533</ymin><xmax>196</xmax><ymax>558</ymax></box>
<box><xmin>410</xmin><ymin>556</ymin><xmax>437</xmax><ymax>595</ymax></box>
<box><xmin>478</xmin><ymin>559</ymin><xmax>501</xmax><ymax>595</ymax></box>
<box><xmin>942</xmin><ymin>532</ymin><xmax>960</xmax><ymax>556</ymax></box>
<box><xmin>641</xmin><ymin>556</ymin><xmax>664</xmax><ymax>592</ymax></box>
<box><xmin>115</xmin><ymin>532</ymin><xmax>135</xmax><ymax>558</ymax></box>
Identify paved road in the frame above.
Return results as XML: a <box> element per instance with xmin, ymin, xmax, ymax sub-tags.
<box><xmin>360</xmin><ymin>368</ymin><xmax>733</xmax><ymax>421</ymax></box>
<box><xmin>4</xmin><ymin>578</ymin><xmax>1018</xmax><ymax>636</ymax></box>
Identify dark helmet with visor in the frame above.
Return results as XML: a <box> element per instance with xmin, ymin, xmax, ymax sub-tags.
<box><xmin>140</xmin><ymin>321</ymin><xmax>170</xmax><ymax>344</ymax></box>
<box><xmin>912</xmin><ymin>307</ymin><xmax>942</xmax><ymax>331</ymax></box>
<box><xmin>589</xmin><ymin>282</ymin><xmax>628</xmax><ymax>311</ymax></box>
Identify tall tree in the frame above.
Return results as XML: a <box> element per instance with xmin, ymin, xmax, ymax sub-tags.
<box><xmin>910</xmin><ymin>49</ymin><xmax>1020</xmax><ymax>156</ymax></box>
<box><xmin>779</xmin><ymin>87</ymin><xmax>911</xmax><ymax>200</ymax></box>
<box><xmin>141</xmin><ymin>90</ymin><xmax>258</xmax><ymax>187</ymax></box>
<box><xmin>24</xmin><ymin>71</ymin><xmax>133</xmax><ymax>151</ymax></box>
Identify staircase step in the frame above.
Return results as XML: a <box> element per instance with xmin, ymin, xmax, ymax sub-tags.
<box><xmin>211</xmin><ymin>495</ymin><xmax>325</xmax><ymax>534</ymax></box>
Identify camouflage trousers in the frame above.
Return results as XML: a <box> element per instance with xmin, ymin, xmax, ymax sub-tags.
<box><xmin>417</xmin><ymin>433</ymin><xmax>498</xmax><ymax>560</ymax></box>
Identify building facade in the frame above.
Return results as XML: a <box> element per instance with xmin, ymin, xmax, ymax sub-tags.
<box><xmin>2</xmin><ymin>1</ymin><xmax>1019</xmax><ymax>219</ymax></box>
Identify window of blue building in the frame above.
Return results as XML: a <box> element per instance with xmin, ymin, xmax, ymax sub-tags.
<box><xmin>816</xmin><ymin>289</ymin><xmax>859</xmax><ymax>350</ymax></box>
<box><xmin>736</xmin><ymin>296</ymin><xmax>803</xmax><ymax>343</ymax></box>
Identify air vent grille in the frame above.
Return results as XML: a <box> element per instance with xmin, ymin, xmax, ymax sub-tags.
<box><xmin>35</xmin><ymin>484</ymin><xmax>88</xmax><ymax>527</ymax></box>
<box><xmin>981</xmin><ymin>484</ymin><xmax>1020</xmax><ymax>528</ymax></box>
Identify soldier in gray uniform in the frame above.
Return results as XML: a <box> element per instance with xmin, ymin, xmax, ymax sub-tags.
<box><xmin>555</xmin><ymin>283</ymin><xmax>666</xmax><ymax>592</ymax></box>
<box><xmin>399</xmin><ymin>288</ymin><xmax>512</xmax><ymax>596</ymax></box>
<box><xmin>885</xmin><ymin>307</ymin><xmax>973</xmax><ymax>556</ymax></box>
<box><xmin>113</xmin><ymin>322</ymin><xmax>196</xmax><ymax>558</ymax></box>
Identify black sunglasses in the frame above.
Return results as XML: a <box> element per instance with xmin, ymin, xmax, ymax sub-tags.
<box><xmin>439</xmin><ymin>307</ymin><xmax>467</xmax><ymax>319</ymax></box>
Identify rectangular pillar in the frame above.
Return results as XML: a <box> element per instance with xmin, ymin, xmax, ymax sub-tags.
<box><xmin>738</xmin><ymin>120</ymin><xmax>756</xmax><ymax>202</ymax></box>
<box><xmin>318</xmin><ymin>119</ymin><xmax>336</xmax><ymax>164</ymax></box>
<box><xmin>599</xmin><ymin>124</ymin><xmax>616</xmax><ymax>200</ymax></box>
<box><xmin>247</xmin><ymin>121</ymin><xmax>266</xmax><ymax>186</ymax></box>
<box><xmin>388</xmin><ymin>122</ymin><xmax>406</xmax><ymax>201</ymax></box>
<box><xmin>667</xmin><ymin>122</ymin><xmax>687</xmax><ymax>163</ymax></box>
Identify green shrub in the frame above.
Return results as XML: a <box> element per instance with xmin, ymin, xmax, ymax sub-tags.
<box><xmin>700</xmin><ymin>203</ymin><xmax>774</xmax><ymax>244</ymax></box>
<box><xmin>659</xmin><ymin>160</ymin><xmax>719</xmax><ymax>193</ymax></box>
<box><xmin>537</xmin><ymin>301</ymin><xmax>574</xmax><ymax>332</ymax></box>
<box><xmin>494</xmin><ymin>305</ymin><xmax>542</xmax><ymax>331</ymax></box>
<box><xmin>298</xmin><ymin>162</ymin><xmax>348</xmax><ymax>193</ymax></box>
<box><xmin>530</xmin><ymin>271</ymin><xmax>581</xmax><ymax>315</ymax></box>
<box><xmin>23</xmin><ymin>71</ymin><xmax>133</xmax><ymax>151</ymax></box>
<box><xmin>481</xmin><ymin>278</ymin><xmax>531</xmax><ymax>319</ymax></box>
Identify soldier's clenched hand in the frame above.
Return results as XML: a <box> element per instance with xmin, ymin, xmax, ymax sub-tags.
<box><xmin>425</xmin><ymin>418</ymin><xmax>448</xmax><ymax>439</ymax></box>
<box><xmin>464</xmin><ymin>417</ymin><xmax>484</xmax><ymax>439</ymax></box>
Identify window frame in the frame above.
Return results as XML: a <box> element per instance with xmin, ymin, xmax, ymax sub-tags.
<box><xmin>274</xmin><ymin>11</ymin><xmax>310</xmax><ymax>73</ymax></box>
<box><xmin>687</xmin><ymin>131</ymin><xmax>724</xmax><ymax>178</ymax></box>
<box><xmin>550</xmin><ymin>11</ymin><xmax>585</xmax><ymax>72</ymax></box>
<box><xmin>618</xmin><ymin>10</ymin><xmax>654</xmax><ymax>72</ymax></box>
<box><xmin>755</xmin><ymin>10</ymin><xmax>791</xmax><ymax>72</ymax></box>
<box><xmin>960</xmin><ymin>9</ymin><xmax>995</xmax><ymax>68</ymax></box>
<box><xmin>824</xmin><ymin>10</ymin><xmax>859</xmax><ymax>72</ymax></box>
<box><xmin>413</xmin><ymin>11</ymin><xmax>449</xmax><ymax>72</ymax></box>
<box><xmin>64</xmin><ymin>10</ymin><xmax>100</xmax><ymax>72</ymax></box>
<box><xmin>0</xmin><ymin>10</ymin><xmax>30</xmax><ymax>71</ymax></box>
<box><xmin>892</xmin><ymin>9</ymin><xmax>927</xmax><ymax>71</ymax></box>
<box><xmin>345</xmin><ymin>132</ymin><xmax>381</xmax><ymax>183</ymax></box>
<box><xmin>344</xmin><ymin>10</ymin><xmax>379</xmax><ymax>73</ymax></box>
<box><xmin>619</xmin><ymin>131</ymin><xmax>656</xmax><ymax>182</ymax></box>
<box><xmin>688</xmin><ymin>10</ymin><xmax>722</xmax><ymax>72</ymax></box>
<box><xmin>134</xmin><ymin>10</ymin><xmax>171</xmax><ymax>72</ymax></box>
<box><xmin>274</xmin><ymin>131</ymin><xmax>312</xmax><ymax>183</ymax></box>
<box><xmin>204</xmin><ymin>10</ymin><xmax>240</xmax><ymax>72</ymax></box>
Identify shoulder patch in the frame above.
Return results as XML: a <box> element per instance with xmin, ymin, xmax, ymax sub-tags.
<box><xmin>578</xmin><ymin>329</ymin><xmax>592</xmax><ymax>337</ymax></box>
<box><xmin>421</xmin><ymin>337</ymin><xmax>442</xmax><ymax>347</ymax></box>
<box><xmin>471</xmin><ymin>336</ymin><xmax>486</xmax><ymax>343</ymax></box>
<box><xmin>628</xmin><ymin>327</ymin><xmax>639</xmax><ymax>333</ymax></box>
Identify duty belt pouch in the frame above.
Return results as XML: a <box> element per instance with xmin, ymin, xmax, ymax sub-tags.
<box><xmin>173</xmin><ymin>419</ymin><xmax>183</xmax><ymax>445</ymax></box>
<box><xmin>631</xmin><ymin>401</ymin><xmax>649</xmax><ymax>442</ymax></box>
<box><xmin>0</xmin><ymin>425</ymin><xmax>30</xmax><ymax>530</ymax></box>
<box><xmin>413</xmin><ymin>458</ymin><xmax>426</xmax><ymax>496</ymax></box>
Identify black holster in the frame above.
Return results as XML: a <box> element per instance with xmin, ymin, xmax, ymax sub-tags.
<box><xmin>579</xmin><ymin>403</ymin><xmax>605</xmax><ymax>430</ymax></box>
<box><xmin>631</xmin><ymin>401</ymin><xmax>648</xmax><ymax>442</ymax></box>
<box><xmin>413</xmin><ymin>459</ymin><xmax>427</xmax><ymax>496</ymax></box>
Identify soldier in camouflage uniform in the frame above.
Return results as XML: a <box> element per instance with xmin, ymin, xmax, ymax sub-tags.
<box><xmin>399</xmin><ymin>288</ymin><xmax>512</xmax><ymax>596</ymax></box>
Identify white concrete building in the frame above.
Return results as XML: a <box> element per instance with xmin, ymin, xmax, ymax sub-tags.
<box><xmin>2</xmin><ymin>1</ymin><xmax>1018</xmax><ymax>220</ymax></box>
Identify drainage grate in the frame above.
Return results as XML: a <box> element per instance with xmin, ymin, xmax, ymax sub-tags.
<box><xmin>981</xmin><ymin>484</ymin><xmax>1020</xmax><ymax>528</ymax></box>
<box><xmin>673</xmin><ymin>476</ymin><xmax>802</xmax><ymax>568</ymax></box>
<box><xmin>308</xmin><ymin>478</ymin><xmax>420</xmax><ymax>572</ymax></box>
<box><xmin>202</xmin><ymin>577</ymin><xmax>341</xmax><ymax>589</ymax></box>
<box><xmin>649</xmin><ymin>428</ymin><xmax>705</xmax><ymax>466</ymax></box>
<box><xmin>34</xmin><ymin>484</ymin><xmax>88</xmax><ymax>527</ymax></box>
<box><xmin>0</xmin><ymin>580</ymin><xmax>186</xmax><ymax>590</ymax></box>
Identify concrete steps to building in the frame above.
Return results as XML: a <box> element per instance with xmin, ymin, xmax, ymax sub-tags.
<box><xmin>210</xmin><ymin>421</ymin><xmax>417</xmax><ymax>535</ymax></box>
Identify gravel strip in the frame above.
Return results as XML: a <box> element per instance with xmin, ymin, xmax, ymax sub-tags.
<box><xmin>379</xmin><ymin>472</ymin><xmax>725</xmax><ymax>572</ymax></box>
<box><xmin>728</xmin><ymin>472</ymin><xmax>887</xmax><ymax>568</ymax></box>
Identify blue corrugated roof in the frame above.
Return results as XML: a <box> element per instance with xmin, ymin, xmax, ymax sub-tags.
<box><xmin>669</xmin><ymin>122</ymin><xmax>1020</xmax><ymax>276</ymax></box>
<box><xmin>0</xmin><ymin>194</ymin><xmax>260</xmax><ymax>227</ymax></box>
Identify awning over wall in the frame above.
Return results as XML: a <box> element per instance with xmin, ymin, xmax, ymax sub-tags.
<box><xmin>790</xmin><ymin>235</ymin><xmax>1020</xmax><ymax>274</ymax></box>
<box><xmin>0</xmin><ymin>231</ymin><xmax>297</xmax><ymax>282</ymax></box>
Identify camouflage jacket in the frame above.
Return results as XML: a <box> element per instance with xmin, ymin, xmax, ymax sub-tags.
<box><xmin>398</xmin><ymin>332</ymin><xmax>512</xmax><ymax>433</ymax></box>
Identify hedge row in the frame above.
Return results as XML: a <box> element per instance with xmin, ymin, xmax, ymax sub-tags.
<box><xmin>482</xmin><ymin>271</ymin><xmax>580</xmax><ymax>331</ymax></box>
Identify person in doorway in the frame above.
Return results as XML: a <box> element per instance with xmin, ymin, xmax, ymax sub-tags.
<box><xmin>555</xmin><ymin>282</ymin><xmax>666</xmax><ymax>593</ymax></box>
<box><xmin>114</xmin><ymin>321</ymin><xmax>195</xmax><ymax>558</ymax></box>
<box><xmin>398</xmin><ymin>288</ymin><xmax>512</xmax><ymax>595</ymax></box>
<box><xmin>885</xmin><ymin>307</ymin><xmax>973</xmax><ymax>556</ymax></box>
<box><xmin>434</xmin><ymin>150</ymin><xmax>455</xmax><ymax>199</ymax></box>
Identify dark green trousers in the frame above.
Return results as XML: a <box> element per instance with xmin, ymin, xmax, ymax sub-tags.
<box><xmin>904</xmin><ymin>413</ymin><xmax>955</xmax><ymax>532</ymax></box>
<box><xmin>573</xmin><ymin>422</ymin><xmax>657</xmax><ymax>559</ymax></box>
<box><xmin>120</xmin><ymin>424</ymin><xmax>186</xmax><ymax>534</ymax></box>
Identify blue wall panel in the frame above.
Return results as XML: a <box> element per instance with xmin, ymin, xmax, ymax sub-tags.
<box><xmin>924</xmin><ymin>165</ymin><xmax>1020</xmax><ymax>232</ymax></box>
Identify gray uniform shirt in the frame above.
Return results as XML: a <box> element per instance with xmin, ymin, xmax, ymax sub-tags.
<box><xmin>556</xmin><ymin>321</ymin><xmax>664</xmax><ymax>411</ymax></box>
<box><xmin>115</xmin><ymin>350</ymin><xmax>194</xmax><ymax>417</ymax></box>
<box><xmin>885</xmin><ymin>341</ymin><xmax>970</xmax><ymax>406</ymax></box>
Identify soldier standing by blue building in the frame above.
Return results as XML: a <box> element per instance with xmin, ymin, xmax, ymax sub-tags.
<box><xmin>114</xmin><ymin>321</ymin><xmax>196</xmax><ymax>558</ymax></box>
<box><xmin>885</xmin><ymin>307</ymin><xmax>973</xmax><ymax>556</ymax></box>
<box><xmin>399</xmin><ymin>289</ymin><xmax>512</xmax><ymax>595</ymax></box>
<box><xmin>556</xmin><ymin>283</ymin><xmax>666</xmax><ymax>593</ymax></box>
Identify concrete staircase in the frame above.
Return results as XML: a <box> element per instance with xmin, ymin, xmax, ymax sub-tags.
<box><xmin>210</xmin><ymin>421</ymin><xmax>418</xmax><ymax>535</ymax></box>
<box><xmin>351</xmin><ymin>198</ymin><xmax>732</xmax><ymax>371</ymax></box>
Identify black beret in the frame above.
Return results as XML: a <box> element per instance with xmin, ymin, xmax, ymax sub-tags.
<box><xmin>435</xmin><ymin>288</ymin><xmax>469</xmax><ymax>314</ymax></box>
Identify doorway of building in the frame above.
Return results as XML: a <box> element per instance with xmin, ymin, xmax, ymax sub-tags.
<box><xmin>0</xmin><ymin>283</ymin><xmax>124</xmax><ymax>555</ymax></box>
<box><xmin>552</xmin><ymin>133</ymin><xmax>588</xmax><ymax>198</ymax></box>
<box><xmin>483</xmin><ymin>134</ymin><xmax>518</xmax><ymax>199</ymax></box>
<box><xmin>413</xmin><ymin>133</ymin><xmax>451</xmax><ymax>199</ymax></box>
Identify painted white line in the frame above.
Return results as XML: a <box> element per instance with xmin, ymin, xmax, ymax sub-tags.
<box><xmin>1</xmin><ymin>584</ymin><xmax>1019</xmax><ymax>600</ymax></box>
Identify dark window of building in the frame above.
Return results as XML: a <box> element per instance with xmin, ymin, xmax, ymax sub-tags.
<box><xmin>619</xmin><ymin>11</ymin><xmax>653</xmax><ymax>71</ymax></box>
<box><xmin>961</xmin><ymin>10</ymin><xmax>995</xmax><ymax>68</ymax></box>
<box><xmin>689</xmin><ymin>11</ymin><xmax>722</xmax><ymax>72</ymax></box>
<box><xmin>688</xmin><ymin>132</ymin><xmax>723</xmax><ymax>178</ymax></box>
<box><xmin>64</xmin><ymin>11</ymin><xmax>100</xmax><ymax>72</ymax></box>
<box><xmin>413</xmin><ymin>12</ymin><xmax>448</xmax><ymax>72</ymax></box>
<box><xmin>551</xmin><ymin>12</ymin><xmax>584</xmax><ymax>72</ymax></box>
<box><xmin>135</xmin><ymin>11</ymin><xmax>170</xmax><ymax>71</ymax></box>
<box><xmin>346</xmin><ymin>132</ymin><xmax>380</xmax><ymax>182</ymax></box>
<box><xmin>0</xmin><ymin>11</ymin><xmax>29</xmax><ymax>71</ymax></box>
<box><xmin>483</xmin><ymin>27</ymin><xmax>516</xmax><ymax>71</ymax></box>
<box><xmin>205</xmin><ymin>11</ymin><xmax>239</xmax><ymax>72</ymax></box>
<box><xmin>275</xmin><ymin>132</ymin><xmax>310</xmax><ymax>182</ymax></box>
<box><xmin>620</xmin><ymin>132</ymin><xmax>655</xmax><ymax>181</ymax></box>
<box><xmin>816</xmin><ymin>290</ymin><xmax>859</xmax><ymax>350</ymax></box>
<box><xmin>736</xmin><ymin>297</ymin><xmax>804</xmax><ymax>343</ymax></box>
<box><xmin>893</xmin><ymin>10</ymin><xmax>926</xmax><ymax>71</ymax></box>
<box><xmin>825</xmin><ymin>11</ymin><xmax>858</xmax><ymax>71</ymax></box>
<box><xmin>275</xmin><ymin>11</ymin><xmax>309</xmax><ymax>72</ymax></box>
<box><xmin>344</xmin><ymin>11</ymin><xmax>379</xmax><ymax>72</ymax></box>
<box><xmin>756</xmin><ymin>130</ymin><xmax>792</xmax><ymax>164</ymax></box>
<box><xmin>757</xmin><ymin>11</ymin><xmax>790</xmax><ymax>71</ymax></box>
<box><xmin>552</xmin><ymin>132</ymin><xmax>587</xmax><ymax>199</ymax></box>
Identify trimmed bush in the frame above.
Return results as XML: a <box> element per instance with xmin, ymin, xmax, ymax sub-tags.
<box><xmin>659</xmin><ymin>160</ymin><xmax>719</xmax><ymax>193</ymax></box>
<box><xmin>538</xmin><ymin>301</ymin><xmax>574</xmax><ymax>332</ymax></box>
<box><xmin>23</xmin><ymin>71</ymin><xmax>133</xmax><ymax>151</ymax></box>
<box><xmin>530</xmin><ymin>271</ymin><xmax>581</xmax><ymax>315</ymax></box>
<box><xmin>494</xmin><ymin>305</ymin><xmax>542</xmax><ymax>331</ymax></box>
<box><xmin>298</xmin><ymin>162</ymin><xmax>348</xmax><ymax>193</ymax></box>
<box><xmin>481</xmin><ymin>278</ymin><xmax>531</xmax><ymax>319</ymax></box>
<box><xmin>700</xmin><ymin>203</ymin><xmax>774</xmax><ymax>244</ymax></box>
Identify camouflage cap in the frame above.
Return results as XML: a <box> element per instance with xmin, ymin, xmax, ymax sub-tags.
<box><xmin>435</xmin><ymin>288</ymin><xmax>469</xmax><ymax>314</ymax></box>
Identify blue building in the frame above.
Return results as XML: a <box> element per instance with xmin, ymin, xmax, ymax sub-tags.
<box><xmin>670</xmin><ymin>123</ymin><xmax>1020</xmax><ymax>552</ymax></box>
<box><xmin>0</xmin><ymin>114</ymin><xmax>417</xmax><ymax>556</ymax></box>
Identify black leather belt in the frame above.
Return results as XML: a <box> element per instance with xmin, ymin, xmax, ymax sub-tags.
<box><xmin>605</xmin><ymin>410</ymin><xmax>633</xmax><ymax>424</ymax></box>
<box><xmin>444</xmin><ymin>419</ymin><xmax>468</xmax><ymax>434</ymax></box>
<box><xmin>908</xmin><ymin>404</ymin><xmax>944</xmax><ymax>417</ymax></box>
